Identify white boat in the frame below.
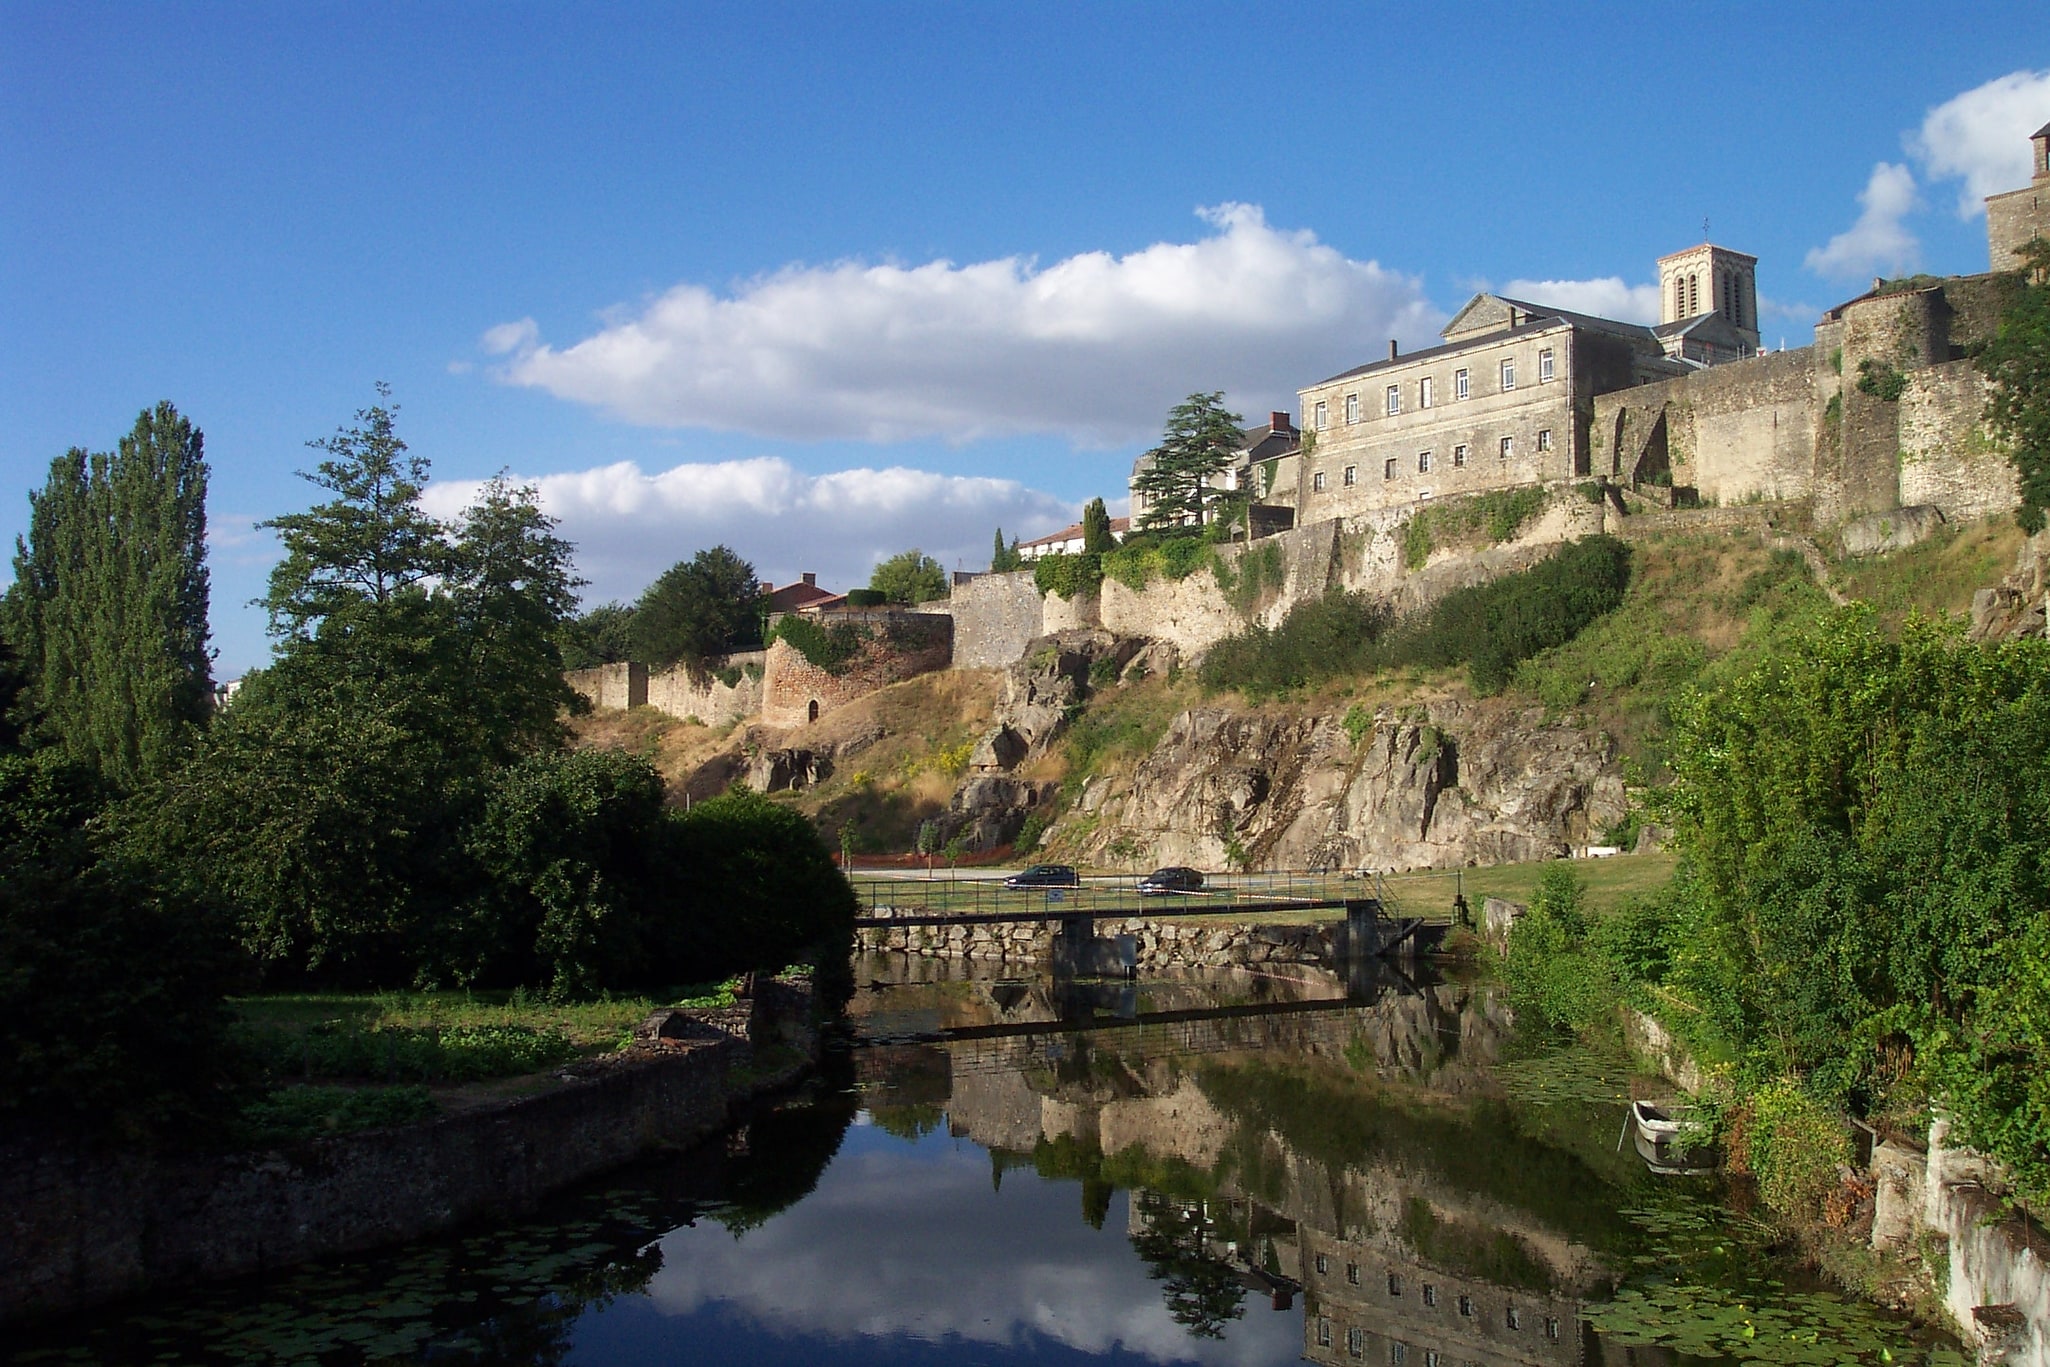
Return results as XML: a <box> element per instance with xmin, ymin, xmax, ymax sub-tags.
<box><xmin>1629</xmin><ymin>1100</ymin><xmax>1718</xmax><ymax>1176</ymax></box>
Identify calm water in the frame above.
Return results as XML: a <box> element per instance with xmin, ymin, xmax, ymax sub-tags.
<box><xmin>13</xmin><ymin>956</ymin><xmax>1964</xmax><ymax>1366</ymax></box>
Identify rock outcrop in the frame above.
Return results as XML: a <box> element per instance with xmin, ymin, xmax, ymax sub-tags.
<box><xmin>1056</xmin><ymin>698</ymin><xmax>1625</xmax><ymax>872</ymax></box>
<box><xmin>1971</xmin><ymin>527</ymin><xmax>2050</xmax><ymax>641</ymax></box>
<box><xmin>967</xmin><ymin>629</ymin><xmax>1144</xmax><ymax>773</ymax></box>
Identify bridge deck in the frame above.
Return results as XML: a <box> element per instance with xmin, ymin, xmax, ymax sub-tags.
<box><xmin>853</xmin><ymin>896</ymin><xmax>1397</xmax><ymax>929</ymax></box>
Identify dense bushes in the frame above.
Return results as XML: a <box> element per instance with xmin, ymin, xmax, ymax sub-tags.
<box><xmin>1200</xmin><ymin>536</ymin><xmax>1632</xmax><ymax>697</ymax></box>
<box><xmin>0</xmin><ymin>752</ymin><xmax>242</xmax><ymax>1131</ymax></box>
<box><xmin>1507</xmin><ymin>610</ymin><xmax>2050</xmax><ymax>1208</ymax></box>
<box><xmin>1033</xmin><ymin>549</ymin><xmax>1102</xmax><ymax>599</ymax></box>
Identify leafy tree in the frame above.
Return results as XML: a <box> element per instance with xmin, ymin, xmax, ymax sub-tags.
<box><xmin>1131</xmin><ymin>393</ymin><xmax>1243</xmax><ymax>532</ymax></box>
<box><xmin>445</xmin><ymin>473</ymin><xmax>586</xmax><ymax>759</ymax></box>
<box><xmin>990</xmin><ymin>528</ymin><xmax>1023</xmax><ymax>573</ymax></box>
<box><xmin>259</xmin><ymin>383</ymin><xmax>446</xmax><ymax>639</ymax></box>
<box><xmin>4</xmin><ymin>402</ymin><xmax>211</xmax><ymax>789</ymax></box>
<box><xmin>1081</xmin><ymin>497</ymin><xmax>1116</xmax><ymax>554</ymax></box>
<box><xmin>559</xmin><ymin>602</ymin><xmax>636</xmax><ymax>669</ymax></box>
<box><xmin>869</xmin><ymin>548</ymin><xmax>947</xmax><ymax>605</ymax></box>
<box><xmin>1128</xmin><ymin>1191</ymin><xmax>1247</xmax><ymax>1339</ymax></box>
<box><xmin>1976</xmin><ymin>237</ymin><xmax>2050</xmax><ymax>533</ymax></box>
<box><xmin>632</xmin><ymin>545</ymin><xmax>763</xmax><ymax>669</ymax></box>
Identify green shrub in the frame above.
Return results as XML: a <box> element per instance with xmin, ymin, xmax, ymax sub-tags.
<box><xmin>844</xmin><ymin>588</ymin><xmax>887</xmax><ymax>608</ymax></box>
<box><xmin>1197</xmin><ymin>590</ymin><xmax>1392</xmax><ymax>698</ymax></box>
<box><xmin>243</xmin><ymin>1021</ymin><xmax>579</xmax><ymax>1085</ymax></box>
<box><xmin>1855</xmin><ymin>358</ymin><xmax>1908</xmax><ymax>402</ymax></box>
<box><xmin>1341</xmin><ymin>702</ymin><xmax>1373</xmax><ymax>748</ymax></box>
<box><xmin>767</xmin><ymin>615</ymin><xmax>864</xmax><ymax>671</ymax></box>
<box><xmin>1402</xmin><ymin>486</ymin><xmax>1551</xmax><ymax>570</ymax></box>
<box><xmin>1034</xmin><ymin>550</ymin><xmax>1102</xmax><ymax>599</ymax></box>
<box><xmin>238</xmin><ymin>1083</ymin><xmax>439</xmax><ymax>1144</ymax></box>
<box><xmin>1502</xmin><ymin>863</ymin><xmax>1616</xmax><ymax>1033</ymax></box>
<box><xmin>1739</xmin><ymin>1079</ymin><xmax>1852</xmax><ymax>1216</ymax></box>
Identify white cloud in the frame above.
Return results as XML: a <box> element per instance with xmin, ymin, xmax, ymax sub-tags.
<box><xmin>1497</xmin><ymin>277</ymin><xmax>1662</xmax><ymax>325</ymax></box>
<box><xmin>1909</xmin><ymin>68</ymin><xmax>2050</xmax><ymax>217</ymax></box>
<box><xmin>421</xmin><ymin>456</ymin><xmax>1074</xmax><ymax>606</ymax></box>
<box><xmin>643</xmin><ymin>1139</ymin><xmax>1302</xmax><ymax>1365</ymax></box>
<box><xmin>484</xmin><ymin>205</ymin><xmax>1443</xmax><ymax>445</ymax></box>
<box><xmin>1804</xmin><ymin>162</ymin><xmax>1921</xmax><ymax>282</ymax></box>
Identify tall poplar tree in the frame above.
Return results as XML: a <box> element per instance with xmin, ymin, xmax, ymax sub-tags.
<box><xmin>4</xmin><ymin>402</ymin><xmax>211</xmax><ymax>788</ymax></box>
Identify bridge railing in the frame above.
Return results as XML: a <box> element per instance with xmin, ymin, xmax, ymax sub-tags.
<box><xmin>848</xmin><ymin>868</ymin><xmax>1461</xmax><ymax>923</ymax></box>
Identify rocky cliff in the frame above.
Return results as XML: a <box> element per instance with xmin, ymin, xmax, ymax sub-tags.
<box><xmin>1052</xmin><ymin>697</ymin><xmax>1626</xmax><ymax>872</ymax></box>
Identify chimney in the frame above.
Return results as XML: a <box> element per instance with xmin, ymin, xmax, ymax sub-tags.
<box><xmin>1270</xmin><ymin>410</ymin><xmax>1290</xmax><ymax>432</ymax></box>
<box><xmin>1388</xmin><ymin>339</ymin><xmax>1399</xmax><ymax>361</ymax></box>
<box><xmin>801</xmin><ymin>572</ymin><xmax>816</xmax><ymax>586</ymax></box>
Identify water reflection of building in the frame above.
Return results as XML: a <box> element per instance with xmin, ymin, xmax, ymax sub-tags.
<box><xmin>1300</xmin><ymin>1232</ymin><xmax>1586</xmax><ymax>1367</ymax></box>
<box><xmin>853</xmin><ymin>960</ymin><xmax>1677</xmax><ymax>1365</ymax></box>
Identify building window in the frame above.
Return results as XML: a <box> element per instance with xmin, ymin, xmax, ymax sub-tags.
<box><xmin>1676</xmin><ymin>278</ymin><xmax>1687</xmax><ymax>317</ymax></box>
<box><xmin>1539</xmin><ymin>348</ymin><xmax>1554</xmax><ymax>382</ymax></box>
<box><xmin>1317</xmin><ymin>1318</ymin><xmax>1332</xmax><ymax>1347</ymax></box>
<box><xmin>1314</xmin><ymin>401</ymin><xmax>1328</xmax><ymax>430</ymax></box>
<box><xmin>1500</xmin><ymin>435</ymin><xmax>1513</xmax><ymax>460</ymax></box>
<box><xmin>1506</xmin><ymin>1307</ymin><xmax>1521</xmax><ymax>1330</ymax></box>
<box><xmin>1387</xmin><ymin>1273</ymin><xmax>1403</xmax><ymax>1296</ymax></box>
<box><xmin>1347</xmin><ymin>1327</ymin><xmax>1365</xmax><ymax>1359</ymax></box>
<box><xmin>1422</xmin><ymin>1284</ymin><xmax>1437</xmax><ymax>1307</ymax></box>
<box><xmin>1417</xmin><ymin>450</ymin><xmax>1432</xmax><ymax>474</ymax></box>
<box><xmin>1343</xmin><ymin>465</ymin><xmax>1357</xmax><ymax>486</ymax></box>
<box><xmin>1544</xmin><ymin>1317</ymin><xmax>1560</xmax><ymax>1341</ymax></box>
<box><xmin>1315</xmin><ymin>1254</ymin><xmax>1330</xmax><ymax>1276</ymax></box>
<box><xmin>1457</xmin><ymin>1296</ymin><xmax>1474</xmax><ymax>1317</ymax></box>
<box><xmin>1419</xmin><ymin>376</ymin><xmax>1434</xmax><ymax>408</ymax></box>
<box><xmin>1452</xmin><ymin>445</ymin><xmax>1467</xmax><ymax>468</ymax></box>
<box><xmin>1346</xmin><ymin>1263</ymin><xmax>1361</xmax><ymax>1287</ymax></box>
<box><xmin>1345</xmin><ymin>392</ymin><xmax>1360</xmax><ymax>425</ymax></box>
<box><xmin>1537</xmin><ymin>429</ymin><xmax>1552</xmax><ymax>452</ymax></box>
<box><xmin>1424</xmin><ymin>1353</ymin><xmax>1441</xmax><ymax>1367</ymax></box>
<box><xmin>1454</xmin><ymin>368</ymin><xmax>1469</xmax><ymax>400</ymax></box>
<box><xmin>1384</xmin><ymin>458</ymin><xmax>1398</xmax><ymax>480</ymax></box>
<box><xmin>1385</xmin><ymin>385</ymin><xmax>1400</xmax><ymax>416</ymax></box>
<box><xmin>1500</xmin><ymin>358</ymin><xmax>1516</xmax><ymax>391</ymax></box>
<box><xmin>1313</xmin><ymin>471</ymin><xmax>1326</xmax><ymax>492</ymax></box>
<box><xmin>1689</xmin><ymin>273</ymin><xmax>1700</xmax><ymax>316</ymax></box>
<box><xmin>1389</xmin><ymin>1343</ymin><xmax>1407</xmax><ymax>1365</ymax></box>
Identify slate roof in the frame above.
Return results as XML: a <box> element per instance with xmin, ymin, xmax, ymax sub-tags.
<box><xmin>1309</xmin><ymin>294</ymin><xmax>1664</xmax><ymax>389</ymax></box>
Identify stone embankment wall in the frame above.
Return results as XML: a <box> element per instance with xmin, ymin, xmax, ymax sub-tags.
<box><xmin>0</xmin><ymin>980</ymin><xmax>815</xmax><ymax>1325</ymax></box>
<box><xmin>858</xmin><ymin>908</ymin><xmax>1339</xmax><ymax>972</ymax></box>
<box><xmin>940</xmin><ymin>573</ymin><xmax>1044</xmax><ymax>668</ymax></box>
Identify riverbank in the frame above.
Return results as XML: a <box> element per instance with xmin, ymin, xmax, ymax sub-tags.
<box><xmin>0</xmin><ymin>974</ymin><xmax>819</xmax><ymax>1325</ymax></box>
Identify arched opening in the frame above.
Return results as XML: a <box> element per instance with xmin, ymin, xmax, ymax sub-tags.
<box><xmin>807</xmin><ymin>699</ymin><xmax>820</xmax><ymax>723</ymax></box>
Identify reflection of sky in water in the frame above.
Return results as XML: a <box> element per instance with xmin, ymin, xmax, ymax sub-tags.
<box><xmin>569</xmin><ymin>1120</ymin><xmax>1304</xmax><ymax>1365</ymax></box>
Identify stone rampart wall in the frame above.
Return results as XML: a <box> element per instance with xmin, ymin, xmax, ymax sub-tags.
<box><xmin>940</xmin><ymin>572</ymin><xmax>1045</xmax><ymax>668</ymax></box>
<box><xmin>645</xmin><ymin>660</ymin><xmax>762</xmax><ymax>725</ymax></box>
<box><xmin>566</xmin><ymin>661</ymin><xmax>646</xmax><ymax>710</ymax></box>
<box><xmin>1898</xmin><ymin>360</ymin><xmax>2019</xmax><ymax>521</ymax></box>
<box><xmin>1591</xmin><ymin>348</ymin><xmax>1817</xmax><ymax>508</ymax></box>
<box><xmin>760</xmin><ymin>614</ymin><xmax>954</xmax><ymax>727</ymax></box>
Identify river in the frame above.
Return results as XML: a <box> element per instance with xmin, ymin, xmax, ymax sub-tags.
<box><xmin>10</xmin><ymin>955</ymin><xmax>1964</xmax><ymax>1366</ymax></box>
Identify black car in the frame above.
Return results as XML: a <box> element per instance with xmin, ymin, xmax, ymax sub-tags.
<box><xmin>1137</xmin><ymin>866</ymin><xmax>1205</xmax><ymax>895</ymax></box>
<box><xmin>1004</xmin><ymin>863</ymin><xmax>1080</xmax><ymax>890</ymax></box>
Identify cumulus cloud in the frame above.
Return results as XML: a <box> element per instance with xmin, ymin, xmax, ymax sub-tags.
<box><xmin>1497</xmin><ymin>277</ymin><xmax>1662</xmax><ymax>325</ymax></box>
<box><xmin>421</xmin><ymin>456</ymin><xmax>1074</xmax><ymax>606</ymax></box>
<box><xmin>643</xmin><ymin>1137</ymin><xmax>1301</xmax><ymax>1364</ymax></box>
<box><xmin>483</xmin><ymin>205</ymin><xmax>1443</xmax><ymax>445</ymax></box>
<box><xmin>1804</xmin><ymin>162</ymin><xmax>1921</xmax><ymax>282</ymax></box>
<box><xmin>1909</xmin><ymin>68</ymin><xmax>2050</xmax><ymax>217</ymax></box>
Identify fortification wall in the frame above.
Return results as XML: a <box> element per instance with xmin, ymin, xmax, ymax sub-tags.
<box><xmin>940</xmin><ymin>572</ymin><xmax>1044</xmax><ymax>668</ymax></box>
<box><xmin>565</xmin><ymin>661</ymin><xmax>646</xmax><ymax>710</ymax></box>
<box><xmin>1898</xmin><ymin>360</ymin><xmax>2018</xmax><ymax>521</ymax></box>
<box><xmin>759</xmin><ymin>613</ymin><xmax>954</xmax><ymax>728</ymax></box>
<box><xmin>645</xmin><ymin>659</ymin><xmax>762</xmax><ymax>725</ymax></box>
<box><xmin>1591</xmin><ymin>348</ymin><xmax>1817</xmax><ymax>507</ymax></box>
<box><xmin>1042</xmin><ymin>588</ymin><xmax>1102</xmax><ymax>633</ymax></box>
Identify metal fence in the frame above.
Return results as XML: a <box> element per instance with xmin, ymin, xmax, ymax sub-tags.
<box><xmin>849</xmin><ymin>868</ymin><xmax>1459</xmax><ymax>923</ymax></box>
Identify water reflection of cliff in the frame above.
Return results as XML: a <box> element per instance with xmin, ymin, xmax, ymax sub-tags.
<box><xmin>854</xmin><ymin>957</ymin><xmax>1672</xmax><ymax>1367</ymax></box>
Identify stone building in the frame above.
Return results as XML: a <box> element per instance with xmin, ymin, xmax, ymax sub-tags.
<box><xmin>1987</xmin><ymin>121</ymin><xmax>2050</xmax><ymax>273</ymax></box>
<box><xmin>1654</xmin><ymin>242</ymin><xmax>1761</xmax><ymax>364</ymax></box>
<box><xmin>1292</xmin><ymin>287</ymin><xmax>1696</xmax><ymax>520</ymax></box>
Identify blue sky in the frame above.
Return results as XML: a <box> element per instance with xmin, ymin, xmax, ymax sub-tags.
<box><xmin>5</xmin><ymin>2</ymin><xmax>2048</xmax><ymax>674</ymax></box>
